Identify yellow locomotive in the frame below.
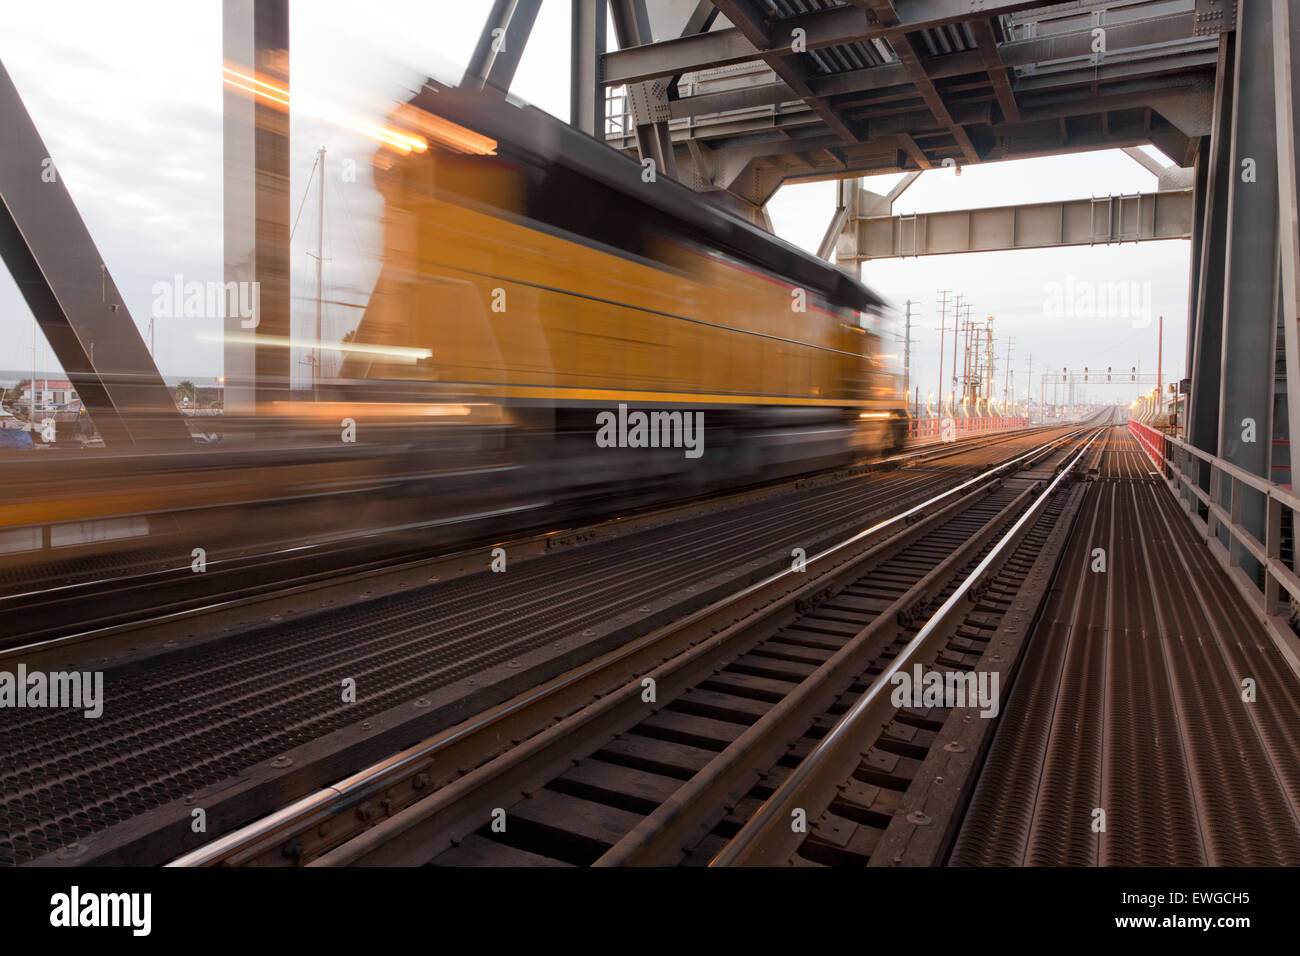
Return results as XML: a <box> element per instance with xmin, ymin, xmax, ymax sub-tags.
<box><xmin>0</xmin><ymin>85</ymin><xmax>908</xmax><ymax>606</ymax></box>
<box><xmin>338</xmin><ymin>85</ymin><xmax>906</xmax><ymax>502</ymax></box>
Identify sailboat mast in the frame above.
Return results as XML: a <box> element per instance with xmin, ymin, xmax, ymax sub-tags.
<box><xmin>314</xmin><ymin>146</ymin><xmax>325</xmax><ymax>396</ymax></box>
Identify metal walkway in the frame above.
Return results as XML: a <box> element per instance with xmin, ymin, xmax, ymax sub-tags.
<box><xmin>952</xmin><ymin>428</ymin><xmax>1300</xmax><ymax>865</ymax></box>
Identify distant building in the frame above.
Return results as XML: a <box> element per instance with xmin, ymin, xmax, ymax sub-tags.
<box><xmin>19</xmin><ymin>379</ymin><xmax>79</xmax><ymax>411</ymax></box>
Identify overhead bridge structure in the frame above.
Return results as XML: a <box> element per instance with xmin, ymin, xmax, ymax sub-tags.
<box><xmin>590</xmin><ymin>0</ymin><xmax>1220</xmax><ymax>218</ymax></box>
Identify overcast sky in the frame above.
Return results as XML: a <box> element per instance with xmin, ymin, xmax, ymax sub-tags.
<box><xmin>0</xmin><ymin>1</ymin><xmax>1188</xmax><ymax>407</ymax></box>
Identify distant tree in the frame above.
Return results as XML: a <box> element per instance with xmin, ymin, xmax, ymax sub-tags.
<box><xmin>4</xmin><ymin>379</ymin><xmax>32</xmax><ymax>407</ymax></box>
<box><xmin>176</xmin><ymin>380</ymin><xmax>197</xmax><ymax>405</ymax></box>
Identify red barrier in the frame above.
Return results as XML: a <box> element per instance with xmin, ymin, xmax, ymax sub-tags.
<box><xmin>1128</xmin><ymin>420</ymin><xmax>1167</xmax><ymax>475</ymax></box>
<box><xmin>906</xmin><ymin>417</ymin><xmax>1030</xmax><ymax>441</ymax></box>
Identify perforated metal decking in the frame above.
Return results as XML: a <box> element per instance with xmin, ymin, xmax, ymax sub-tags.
<box><xmin>952</xmin><ymin>429</ymin><xmax>1300</xmax><ymax>865</ymax></box>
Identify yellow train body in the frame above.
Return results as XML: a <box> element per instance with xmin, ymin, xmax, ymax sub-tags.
<box><xmin>345</xmin><ymin>144</ymin><xmax>897</xmax><ymax>417</ymax></box>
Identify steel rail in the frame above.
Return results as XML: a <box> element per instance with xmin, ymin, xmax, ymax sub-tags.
<box><xmin>308</xmin><ymin>431</ymin><xmax>1083</xmax><ymax>867</ymax></box>
<box><xmin>590</xmin><ymin>480</ymin><xmax>1046</xmax><ymax>866</ymax></box>
<box><xmin>171</xmin><ymin>427</ymin><xmax>1086</xmax><ymax>866</ymax></box>
<box><xmin>709</xmin><ymin>426</ymin><xmax>1106</xmax><ymax>867</ymax></box>
<box><xmin>4</xmin><ymin>425</ymin><xmax>1046</xmax><ymax>658</ymax></box>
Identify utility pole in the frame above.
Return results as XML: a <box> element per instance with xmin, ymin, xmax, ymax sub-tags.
<box><xmin>953</xmin><ymin>295</ymin><xmax>963</xmax><ymax>407</ymax></box>
<box><xmin>936</xmin><ymin>290</ymin><xmax>950</xmax><ymax>415</ymax></box>
<box><xmin>1003</xmin><ymin>336</ymin><xmax>1014</xmax><ymax>404</ymax></box>
<box><xmin>963</xmin><ymin>302</ymin><xmax>973</xmax><ymax>403</ymax></box>
<box><xmin>988</xmin><ymin>334</ymin><xmax>997</xmax><ymax>407</ymax></box>
<box><xmin>1026</xmin><ymin>353</ymin><xmax>1033</xmax><ymax>420</ymax></box>
<box><xmin>984</xmin><ymin>317</ymin><xmax>995</xmax><ymax>408</ymax></box>
<box><xmin>1156</xmin><ymin>314</ymin><xmax>1163</xmax><ymax>421</ymax></box>
<box><xmin>960</xmin><ymin>306</ymin><xmax>969</xmax><ymax>402</ymax></box>
<box><xmin>903</xmin><ymin>299</ymin><xmax>912</xmax><ymax>405</ymax></box>
<box><xmin>313</xmin><ymin>146</ymin><xmax>326</xmax><ymax>398</ymax></box>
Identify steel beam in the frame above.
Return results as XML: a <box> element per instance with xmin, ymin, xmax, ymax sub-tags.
<box><xmin>603</xmin><ymin>4</ymin><xmax>1199</xmax><ymax>87</ymax></box>
<box><xmin>663</xmin><ymin>47</ymin><xmax>1214</xmax><ymax>126</ymax></box>
<box><xmin>0</xmin><ymin>63</ymin><xmax>190</xmax><ymax>447</ymax></box>
<box><xmin>968</xmin><ymin>16</ymin><xmax>1021</xmax><ymax>124</ymax></box>
<box><xmin>222</xmin><ymin>0</ymin><xmax>291</xmax><ymax>418</ymax></box>
<box><xmin>1186</xmin><ymin>34</ymin><xmax>1233</xmax><ymax>464</ymax></box>
<box><xmin>896</xmin><ymin>132</ymin><xmax>933</xmax><ymax>169</ymax></box>
<box><xmin>889</xmin><ymin>0</ymin><xmax>1064</xmax><ymax>25</ymax></box>
<box><xmin>1001</xmin><ymin>11</ymin><xmax>1200</xmax><ymax>70</ymax></box>
<box><xmin>666</xmin><ymin>0</ymin><xmax>720</xmax><ymax>97</ymax></box>
<box><xmin>464</xmin><ymin>0</ymin><xmax>544</xmax><ymax>95</ymax></box>
<box><xmin>1273</xmin><ymin>0</ymin><xmax>1300</xmax><ymax>486</ymax></box>
<box><xmin>1182</xmin><ymin>136</ymin><xmax>1209</xmax><ymax>439</ymax></box>
<box><xmin>611</xmin><ymin>0</ymin><xmax>679</xmax><ymax>178</ymax></box>
<box><xmin>817</xmin><ymin>180</ymin><xmax>850</xmax><ymax>261</ymax></box>
<box><xmin>571</xmin><ymin>0</ymin><xmax>607</xmax><ymax>137</ymax></box>
<box><xmin>839</xmin><ymin>189</ymin><xmax>1194</xmax><ymax>261</ymax></box>
<box><xmin>867</xmin><ymin>0</ymin><xmax>979</xmax><ymax>163</ymax></box>
<box><xmin>1123</xmin><ymin>145</ymin><xmax>1196</xmax><ymax>190</ymax></box>
<box><xmin>1217</xmin><ymin>4</ymin><xmax>1276</xmax><ymax>575</ymax></box>
<box><xmin>710</xmin><ymin>0</ymin><xmax>859</xmax><ymax>143</ymax></box>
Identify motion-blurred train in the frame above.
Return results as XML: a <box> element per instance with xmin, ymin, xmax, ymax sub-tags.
<box><xmin>333</xmin><ymin>83</ymin><xmax>907</xmax><ymax>506</ymax></box>
<box><xmin>1</xmin><ymin>83</ymin><xmax>908</xmax><ymax>589</ymax></box>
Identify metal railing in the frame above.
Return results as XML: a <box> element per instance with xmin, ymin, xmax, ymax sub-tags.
<box><xmin>604</xmin><ymin>85</ymin><xmax>631</xmax><ymax>139</ymax></box>
<box><xmin>1129</xmin><ymin>420</ymin><xmax>1300</xmax><ymax>659</ymax></box>
<box><xmin>908</xmin><ymin>416</ymin><xmax>1028</xmax><ymax>440</ymax></box>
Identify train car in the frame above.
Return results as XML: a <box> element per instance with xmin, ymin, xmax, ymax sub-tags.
<box><xmin>335</xmin><ymin>83</ymin><xmax>906</xmax><ymax>507</ymax></box>
<box><xmin>0</xmin><ymin>85</ymin><xmax>907</xmax><ymax>598</ymax></box>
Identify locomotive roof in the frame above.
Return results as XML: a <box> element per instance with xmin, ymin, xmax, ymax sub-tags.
<box><xmin>407</xmin><ymin>84</ymin><xmax>889</xmax><ymax>313</ymax></box>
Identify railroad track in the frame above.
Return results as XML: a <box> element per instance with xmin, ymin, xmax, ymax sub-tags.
<box><xmin>2</xmin><ymin>424</ymin><xmax>1073</xmax><ymax>867</ymax></box>
<box><xmin>173</xmin><ymin>424</ymin><xmax>1103</xmax><ymax>867</ymax></box>
<box><xmin>0</xmin><ymin>425</ymin><xmax>1037</xmax><ymax>652</ymax></box>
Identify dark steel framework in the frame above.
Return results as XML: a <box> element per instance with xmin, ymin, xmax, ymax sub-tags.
<box><xmin>0</xmin><ymin>63</ymin><xmax>189</xmax><ymax>447</ymax></box>
<box><xmin>597</xmin><ymin>0</ymin><xmax>1223</xmax><ymax>218</ymax></box>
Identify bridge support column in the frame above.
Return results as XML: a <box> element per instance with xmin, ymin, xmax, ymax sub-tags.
<box><xmin>1217</xmin><ymin>4</ymin><xmax>1279</xmax><ymax>580</ymax></box>
<box><xmin>0</xmin><ymin>64</ymin><xmax>189</xmax><ymax>447</ymax></box>
<box><xmin>1182</xmin><ymin>137</ymin><xmax>1208</xmax><ymax>431</ymax></box>
<box><xmin>1274</xmin><ymin>0</ymin><xmax>1300</xmax><ymax>494</ymax></box>
<box><xmin>571</xmin><ymin>0</ymin><xmax>608</xmax><ymax>138</ymax></box>
<box><xmin>222</xmin><ymin>0</ymin><xmax>291</xmax><ymax>418</ymax></box>
<box><xmin>610</xmin><ymin>0</ymin><xmax>679</xmax><ymax>180</ymax></box>
<box><xmin>465</xmin><ymin>0</ymin><xmax>543</xmax><ymax>96</ymax></box>
<box><xmin>1186</xmin><ymin>35</ymin><xmax>1234</xmax><ymax>515</ymax></box>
